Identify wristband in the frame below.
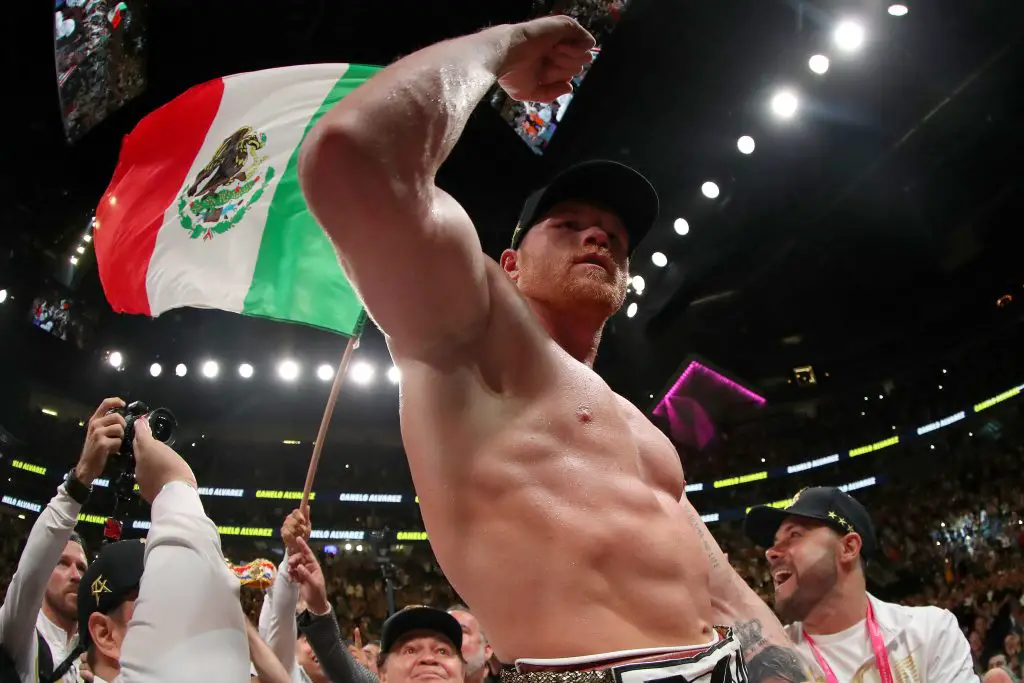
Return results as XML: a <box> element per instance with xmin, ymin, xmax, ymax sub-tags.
<box><xmin>65</xmin><ymin>468</ymin><xmax>92</xmax><ymax>505</ymax></box>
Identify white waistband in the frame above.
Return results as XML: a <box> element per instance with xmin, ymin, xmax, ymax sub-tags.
<box><xmin>515</xmin><ymin>631</ymin><xmax>722</xmax><ymax>668</ymax></box>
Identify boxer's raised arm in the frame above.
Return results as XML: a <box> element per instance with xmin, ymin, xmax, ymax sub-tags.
<box><xmin>298</xmin><ymin>17</ymin><xmax>593</xmax><ymax>361</ymax></box>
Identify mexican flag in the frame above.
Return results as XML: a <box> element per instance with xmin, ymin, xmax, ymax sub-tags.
<box><xmin>94</xmin><ymin>63</ymin><xmax>380</xmax><ymax>336</ymax></box>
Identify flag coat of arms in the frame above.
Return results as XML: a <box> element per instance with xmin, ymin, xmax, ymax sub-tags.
<box><xmin>94</xmin><ymin>63</ymin><xmax>379</xmax><ymax>336</ymax></box>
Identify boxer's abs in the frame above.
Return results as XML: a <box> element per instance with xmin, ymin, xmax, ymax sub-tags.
<box><xmin>401</xmin><ymin>370</ymin><xmax>718</xmax><ymax>662</ymax></box>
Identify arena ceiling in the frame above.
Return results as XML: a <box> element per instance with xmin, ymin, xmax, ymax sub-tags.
<box><xmin>1</xmin><ymin>0</ymin><xmax>1022</xmax><ymax>444</ymax></box>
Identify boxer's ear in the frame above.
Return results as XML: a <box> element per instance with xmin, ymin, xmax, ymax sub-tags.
<box><xmin>839</xmin><ymin>532</ymin><xmax>864</xmax><ymax>568</ymax></box>
<box><xmin>499</xmin><ymin>249</ymin><xmax>520</xmax><ymax>281</ymax></box>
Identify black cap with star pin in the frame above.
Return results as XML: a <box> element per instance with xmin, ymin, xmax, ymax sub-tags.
<box><xmin>744</xmin><ymin>486</ymin><xmax>878</xmax><ymax>558</ymax></box>
<box><xmin>77</xmin><ymin>539</ymin><xmax>146</xmax><ymax>650</ymax></box>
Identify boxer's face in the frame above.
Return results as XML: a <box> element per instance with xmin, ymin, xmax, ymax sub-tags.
<box><xmin>765</xmin><ymin>518</ymin><xmax>840</xmax><ymax>623</ymax></box>
<box><xmin>502</xmin><ymin>201</ymin><xmax>629</xmax><ymax>320</ymax></box>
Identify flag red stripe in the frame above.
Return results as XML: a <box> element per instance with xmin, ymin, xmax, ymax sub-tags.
<box><xmin>94</xmin><ymin>77</ymin><xmax>226</xmax><ymax>316</ymax></box>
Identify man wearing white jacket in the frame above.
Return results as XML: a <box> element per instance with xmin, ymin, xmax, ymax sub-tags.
<box><xmin>0</xmin><ymin>397</ymin><xmax>128</xmax><ymax>683</ymax></box>
<box><xmin>745</xmin><ymin>486</ymin><xmax>977</xmax><ymax>682</ymax></box>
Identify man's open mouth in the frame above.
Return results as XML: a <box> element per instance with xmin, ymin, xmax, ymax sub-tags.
<box><xmin>772</xmin><ymin>568</ymin><xmax>794</xmax><ymax>589</ymax></box>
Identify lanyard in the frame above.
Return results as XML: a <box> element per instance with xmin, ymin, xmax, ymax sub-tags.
<box><xmin>804</xmin><ymin>601</ymin><xmax>894</xmax><ymax>683</ymax></box>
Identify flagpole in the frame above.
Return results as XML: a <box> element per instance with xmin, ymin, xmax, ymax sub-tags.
<box><xmin>301</xmin><ymin>334</ymin><xmax>359</xmax><ymax>515</ymax></box>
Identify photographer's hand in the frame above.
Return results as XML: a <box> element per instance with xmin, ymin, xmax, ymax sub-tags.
<box><xmin>133</xmin><ymin>416</ymin><xmax>197</xmax><ymax>503</ymax></box>
<box><xmin>287</xmin><ymin>537</ymin><xmax>330</xmax><ymax>615</ymax></box>
<box><xmin>73</xmin><ymin>397</ymin><xmax>126</xmax><ymax>486</ymax></box>
<box><xmin>281</xmin><ymin>508</ymin><xmax>311</xmax><ymax>555</ymax></box>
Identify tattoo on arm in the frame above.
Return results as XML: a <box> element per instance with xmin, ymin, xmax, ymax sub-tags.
<box><xmin>735</xmin><ymin>619</ymin><xmax>818</xmax><ymax>683</ymax></box>
<box><xmin>681</xmin><ymin>499</ymin><xmax>722</xmax><ymax>571</ymax></box>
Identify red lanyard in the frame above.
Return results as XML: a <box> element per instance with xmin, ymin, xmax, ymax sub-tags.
<box><xmin>803</xmin><ymin>601</ymin><xmax>894</xmax><ymax>683</ymax></box>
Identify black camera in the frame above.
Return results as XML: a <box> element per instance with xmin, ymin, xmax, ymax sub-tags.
<box><xmin>109</xmin><ymin>400</ymin><xmax>177</xmax><ymax>457</ymax></box>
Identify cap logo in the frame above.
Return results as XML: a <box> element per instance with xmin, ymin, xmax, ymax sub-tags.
<box><xmin>787</xmin><ymin>487</ymin><xmax>809</xmax><ymax>508</ymax></box>
<box><xmin>91</xmin><ymin>576</ymin><xmax>112</xmax><ymax>605</ymax></box>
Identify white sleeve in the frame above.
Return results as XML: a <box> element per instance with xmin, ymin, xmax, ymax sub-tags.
<box><xmin>925</xmin><ymin>608</ymin><xmax>980</xmax><ymax>683</ymax></box>
<box><xmin>257</xmin><ymin>555</ymin><xmax>300</xmax><ymax>679</ymax></box>
<box><xmin>115</xmin><ymin>482</ymin><xmax>249</xmax><ymax>683</ymax></box>
<box><xmin>0</xmin><ymin>484</ymin><xmax>82</xmax><ymax>681</ymax></box>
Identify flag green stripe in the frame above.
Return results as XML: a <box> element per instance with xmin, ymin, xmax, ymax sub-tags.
<box><xmin>242</xmin><ymin>64</ymin><xmax>380</xmax><ymax>336</ymax></box>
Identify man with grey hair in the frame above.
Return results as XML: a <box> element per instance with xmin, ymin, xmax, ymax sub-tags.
<box><xmin>446</xmin><ymin>606</ymin><xmax>494</xmax><ymax>683</ymax></box>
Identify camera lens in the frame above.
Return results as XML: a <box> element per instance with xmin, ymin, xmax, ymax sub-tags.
<box><xmin>147</xmin><ymin>408</ymin><xmax>177</xmax><ymax>445</ymax></box>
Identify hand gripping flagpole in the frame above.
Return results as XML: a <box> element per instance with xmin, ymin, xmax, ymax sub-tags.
<box><xmin>301</xmin><ymin>332</ymin><xmax>360</xmax><ymax>516</ymax></box>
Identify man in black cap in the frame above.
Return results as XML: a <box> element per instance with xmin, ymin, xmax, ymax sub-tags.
<box><xmin>76</xmin><ymin>540</ymin><xmax>145</xmax><ymax>683</ymax></box>
<box><xmin>299</xmin><ymin>12</ymin><xmax>810</xmax><ymax>682</ymax></box>
<box><xmin>745</xmin><ymin>486</ymin><xmax>975</xmax><ymax>682</ymax></box>
<box><xmin>376</xmin><ymin>607</ymin><xmax>464</xmax><ymax>683</ymax></box>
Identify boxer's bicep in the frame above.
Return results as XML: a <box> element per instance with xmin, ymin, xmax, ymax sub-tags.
<box><xmin>299</xmin><ymin>128</ymin><xmax>490</xmax><ymax>359</ymax></box>
<box><xmin>678</xmin><ymin>499</ymin><xmax>821</xmax><ymax>682</ymax></box>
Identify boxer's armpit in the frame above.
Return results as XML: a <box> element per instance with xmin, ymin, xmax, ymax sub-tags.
<box><xmin>735</xmin><ymin>619</ymin><xmax>819</xmax><ymax>683</ymax></box>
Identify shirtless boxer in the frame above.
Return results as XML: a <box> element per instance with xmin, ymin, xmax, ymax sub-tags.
<box><xmin>298</xmin><ymin>15</ymin><xmax>816</xmax><ymax>683</ymax></box>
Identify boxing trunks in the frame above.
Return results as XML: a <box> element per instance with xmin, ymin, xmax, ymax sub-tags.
<box><xmin>501</xmin><ymin>627</ymin><xmax>748</xmax><ymax>683</ymax></box>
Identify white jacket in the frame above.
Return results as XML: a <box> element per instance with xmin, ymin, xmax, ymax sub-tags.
<box><xmin>784</xmin><ymin>593</ymin><xmax>978</xmax><ymax>682</ymax></box>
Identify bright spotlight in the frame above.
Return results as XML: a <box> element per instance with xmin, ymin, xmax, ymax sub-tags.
<box><xmin>737</xmin><ymin>136</ymin><xmax>755</xmax><ymax>155</ymax></box>
<box><xmin>344</xmin><ymin>543</ymin><xmax>352</xmax><ymax>551</ymax></box>
<box><xmin>0</xmin><ymin>289</ymin><xmax>7</xmax><ymax>304</ymax></box>
<box><xmin>83</xmin><ymin>234</ymin><xmax>92</xmax><ymax>243</ymax></box>
<box><xmin>626</xmin><ymin>302</ymin><xmax>638</xmax><ymax>318</ymax></box>
<box><xmin>701</xmin><ymin>182</ymin><xmax>720</xmax><ymax>199</ymax></box>
<box><xmin>70</xmin><ymin>256</ymin><xmax>79</xmax><ymax>266</ymax></box>
<box><xmin>355</xmin><ymin>544</ymin><xmax>364</xmax><ymax>552</ymax></box>
<box><xmin>771</xmin><ymin>90</ymin><xmax>799</xmax><ymax>119</ymax></box>
<box><xmin>278</xmin><ymin>360</ymin><xmax>300</xmax><ymax>381</ymax></box>
<box><xmin>175</xmin><ymin>363</ymin><xmax>187</xmax><ymax>377</ymax></box>
<box><xmin>76</xmin><ymin>245</ymin><xmax>85</xmax><ymax>254</ymax></box>
<box><xmin>202</xmin><ymin>360</ymin><xmax>219</xmax><ymax>378</ymax></box>
<box><xmin>238</xmin><ymin>363</ymin><xmax>254</xmax><ymax>379</ymax></box>
<box><xmin>673</xmin><ymin>218</ymin><xmax>690</xmax><ymax>236</ymax></box>
<box><xmin>808</xmin><ymin>54</ymin><xmax>830</xmax><ymax>74</ymax></box>
<box><xmin>350</xmin><ymin>361</ymin><xmax>375</xmax><ymax>385</ymax></box>
<box><xmin>631</xmin><ymin>275</ymin><xmax>646</xmax><ymax>293</ymax></box>
<box><xmin>387</xmin><ymin>366</ymin><xmax>401</xmax><ymax>384</ymax></box>
<box><xmin>317</xmin><ymin>364</ymin><xmax>334</xmax><ymax>381</ymax></box>
<box><xmin>888</xmin><ymin>4</ymin><xmax>908</xmax><ymax>16</ymax></box>
<box><xmin>108</xmin><ymin>351</ymin><xmax>123</xmax><ymax>369</ymax></box>
<box><xmin>149</xmin><ymin>363</ymin><xmax>162</xmax><ymax>378</ymax></box>
<box><xmin>651</xmin><ymin>252</ymin><xmax>668</xmax><ymax>268</ymax></box>
<box><xmin>834</xmin><ymin>20</ymin><xmax>865</xmax><ymax>51</ymax></box>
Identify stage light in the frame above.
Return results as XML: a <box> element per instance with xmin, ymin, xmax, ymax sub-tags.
<box><xmin>238</xmin><ymin>363</ymin><xmax>254</xmax><ymax>379</ymax></box>
<box><xmin>344</xmin><ymin>543</ymin><xmax>352</xmax><ymax>551</ymax></box>
<box><xmin>387</xmin><ymin>366</ymin><xmax>401</xmax><ymax>384</ymax></box>
<box><xmin>887</xmin><ymin>4</ymin><xmax>908</xmax><ymax>17</ymax></box>
<box><xmin>651</xmin><ymin>252</ymin><xmax>668</xmax><ymax>267</ymax></box>
<box><xmin>76</xmin><ymin>245</ymin><xmax>85</xmax><ymax>254</ymax></box>
<box><xmin>175</xmin><ymin>363</ymin><xmax>187</xmax><ymax>377</ymax></box>
<box><xmin>317</xmin><ymin>364</ymin><xmax>334</xmax><ymax>381</ymax></box>
<box><xmin>737</xmin><ymin>136</ymin><xmax>755</xmax><ymax>154</ymax></box>
<box><xmin>809</xmin><ymin>54</ymin><xmax>830</xmax><ymax>74</ymax></box>
<box><xmin>771</xmin><ymin>90</ymin><xmax>799</xmax><ymax>119</ymax></box>
<box><xmin>83</xmin><ymin>234</ymin><xmax>92</xmax><ymax>243</ymax></box>
<box><xmin>834</xmin><ymin>20</ymin><xmax>865</xmax><ymax>51</ymax></box>
<box><xmin>701</xmin><ymin>182</ymin><xmax>720</xmax><ymax>199</ymax></box>
<box><xmin>41</xmin><ymin>408</ymin><xmax>58</xmax><ymax>417</ymax></box>
<box><xmin>278</xmin><ymin>360</ymin><xmax>300</xmax><ymax>381</ymax></box>
<box><xmin>70</xmin><ymin>256</ymin><xmax>79</xmax><ymax>266</ymax></box>
<box><xmin>355</xmin><ymin>545</ymin><xmax>364</xmax><ymax>552</ymax></box>
<box><xmin>202</xmin><ymin>360</ymin><xmax>219</xmax><ymax>378</ymax></box>
<box><xmin>350</xmin><ymin>361</ymin><xmax>374</xmax><ymax>385</ymax></box>
<box><xmin>626</xmin><ymin>302</ymin><xmax>638</xmax><ymax>318</ymax></box>
<box><xmin>631</xmin><ymin>275</ymin><xmax>646</xmax><ymax>293</ymax></box>
<box><xmin>149</xmin><ymin>363</ymin><xmax>162</xmax><ymax>377</ymax></box>
<box><xmin>673</xmin><ymin>218</ymin><xmax>689</xmax><ymax>236</ymax></box>
<box><xmin>108</xmin><ymin>351</ymin><xmax>123</xmax><ymax>369</ymax></box>
<box><xmin>0</xmin><ymin>289</ymin><xmax>7</xmax><ymax>304</ymax></box>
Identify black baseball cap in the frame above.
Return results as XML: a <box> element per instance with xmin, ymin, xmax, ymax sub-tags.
<box><xmin>744</xmin><ymin>486</ymin><xmax>878</xmax><ymax>558</ymax></box>
<box><xmin>78</xmin><ymin>540</ymin><xmax>145</xmax><ymax>649</ymax></box>
<box><xmin>510</xmin><ymin>160</ymin><xmax>659</xmax><ymax>254</ymax></box>
<box><xmin>381</xmin><ymin>606</ymin><xmax>463</xmax><ymax>655</ymax></box>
